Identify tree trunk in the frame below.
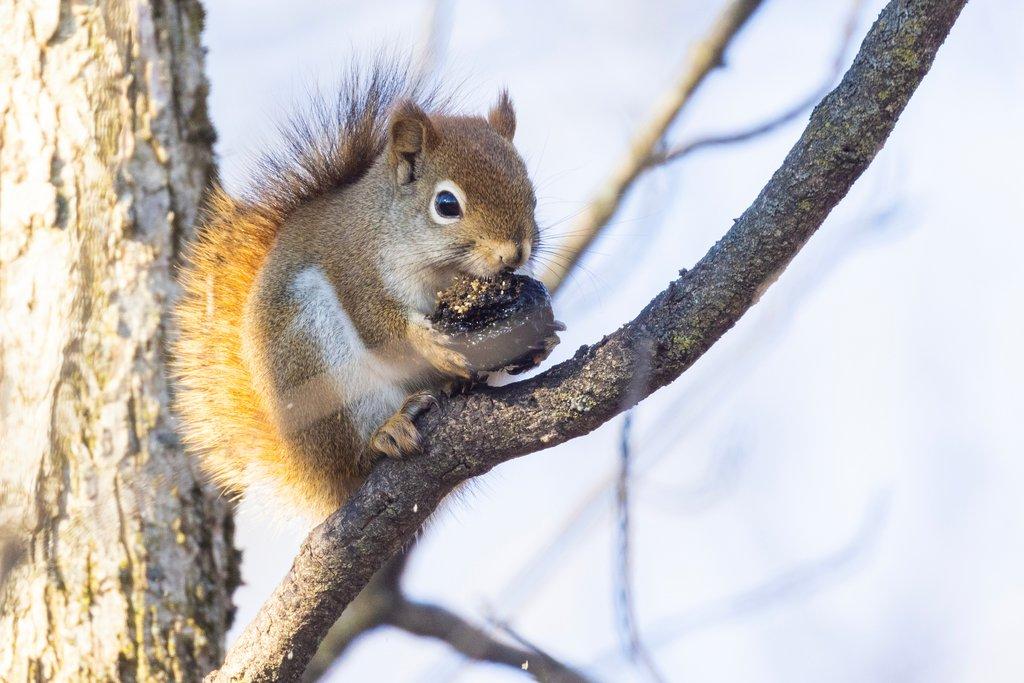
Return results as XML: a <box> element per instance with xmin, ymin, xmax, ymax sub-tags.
<box><xmin>0</xmin><ymin>1</ymin><xmax>237</xmax><ymax>680</ymax></box>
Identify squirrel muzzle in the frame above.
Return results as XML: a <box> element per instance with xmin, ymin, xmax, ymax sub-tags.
<box><xmin>472</xmin><ymin>238</ymin><xmax>531</xmax><ymax>276</ymax></box>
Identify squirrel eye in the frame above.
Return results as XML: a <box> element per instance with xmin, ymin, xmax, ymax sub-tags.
<box><xmin>433</xmin><ymin>190</ymin><xmax>462</xmax><ymax>220</ymax></box>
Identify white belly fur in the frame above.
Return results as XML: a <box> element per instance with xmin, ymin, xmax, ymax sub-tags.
<box><xmin>289</xmin><ymin>265</ymin><xmax>407</xmax><ymax>439</ymax></box>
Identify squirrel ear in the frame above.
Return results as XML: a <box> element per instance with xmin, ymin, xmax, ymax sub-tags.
<box><xmin>487</xmin><ymin>90</ymin><xmax>516</xmax><ymax>141</ymax></box>
<box><xmin>388</xmin><ymin>101</ymin><xmax>437</xmax><ymax>184</ymax></box>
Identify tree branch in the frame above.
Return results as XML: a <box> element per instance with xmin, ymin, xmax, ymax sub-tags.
<box><xmin>647</xmin><ymin>0</ymin><xmax>867</xmax><ymax>167</ymax></box>
<box><xmin>540</xmin><ymin>0</ymin><xmax>768</xmax><ymax>292</ymax></box>
<box><xmin>305</xmin><ymin>3</ymin><xmax>868</xmax><ymax>674</ymax></box>
<box><xmin>387</xmin><ymin>600</ymin><xmax>590</xmax><ymax>682</ymax></box>
<box><xmin>301</xmin><ymin>544</ymin><xmax>588</xmax><ymax>682</ymax></box>
<box><xmin>210</xmin><ymin>1</ymin><xmax>968</xmax><ymax>679</ymax></box>
<box><xmin>299</xmin><ymin>551</ymin><xmax>407</xmax><ymax>681</ymax></box>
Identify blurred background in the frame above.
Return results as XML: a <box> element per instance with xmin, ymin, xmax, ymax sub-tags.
<box><xmin>204</xmin><ymin>1</ymin><xmax>1024</xmax><ymax>680</ymax></box>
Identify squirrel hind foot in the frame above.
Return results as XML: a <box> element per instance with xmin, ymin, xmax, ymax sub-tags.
<box><xmin>369</xmin><ymin>391</ymin><xmax>439</xmax><ymax>458</ymax></box>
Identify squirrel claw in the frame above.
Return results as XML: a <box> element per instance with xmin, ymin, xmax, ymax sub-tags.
<box><xmin>368</xmin><ymin>391</ymin><xmax>438</xmax><ymax>459</ymax></box>
<box><xmin>369</xmin><ymin>414</ymin><xmax>420</xmax><ymax>458</ymax></box>
<box><xmin>530</xmin><ymin>331</ymin><xmax>562</xmax><ymax>365</ymax></box>
<box><xmin>401</xmin><ymin>390</ymin><xmax>439</xmax><ymax>419</ymax></box>
<box><xmin>435</xmin><ymin>346</ymin><xmax>473</xmax><ymax>380</ymax></box>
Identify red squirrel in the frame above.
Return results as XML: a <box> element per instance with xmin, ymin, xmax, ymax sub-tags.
<box><xmin>173</xmin><ymin>69</ymin><xmax>542</xmax><ymax>520</ymax></box>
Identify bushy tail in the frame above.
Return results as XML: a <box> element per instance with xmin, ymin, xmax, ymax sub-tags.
<box><xmin>172</xmin><ymin>188</ymin><xmax>283</xmax><ymax>497</ymax></box>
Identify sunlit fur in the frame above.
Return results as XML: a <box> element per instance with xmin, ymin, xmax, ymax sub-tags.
<box><xmin>174</xmin><ymin>190</ymin><xmax>283</xmax><ymax>503</ymax></box>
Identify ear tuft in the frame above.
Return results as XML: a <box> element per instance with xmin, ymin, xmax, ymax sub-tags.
<box><xmin>488</xmin><ymin>90</ymin><xmax>516</xmax><ymax>141</ymax></box>
<box><xmin>388</xmin><ymin>101</ymin><xmax>438</xmax><ymax>183</ymax></box>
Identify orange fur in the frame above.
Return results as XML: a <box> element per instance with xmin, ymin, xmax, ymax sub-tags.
<box><xmin>172</xmin><ymin>189</ymin><xmax>288</xmax><ymax>500</ymax></box>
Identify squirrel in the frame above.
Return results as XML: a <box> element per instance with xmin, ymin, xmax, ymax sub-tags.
<box><xmin>172</xmin><ymin>67</ymin><xmax>543</xmax><ymax>520</ymax></box>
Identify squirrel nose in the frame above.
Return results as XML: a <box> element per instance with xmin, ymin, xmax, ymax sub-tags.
<box><xmin>497</xmin><ymin>242</ymin><xmax>528</xmax><ymax>270</ymax></box>
<box><xmin>495</xmin><ymin>242</ymin><xmax>526</xmax><ymax>269</ymax></box>
<box><xmin>477</xmin><ymin>239</ymin><xmax>529</xmax><ymax>273</ymax></box>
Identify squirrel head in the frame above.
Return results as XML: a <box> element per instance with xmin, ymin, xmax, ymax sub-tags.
<box><xmin>383</xmin><ymin>92</ymin><xmax>537</xmax><ymax>279</ymax></box>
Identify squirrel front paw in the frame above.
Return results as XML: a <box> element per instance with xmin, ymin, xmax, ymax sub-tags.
<box><xmin>408</xmin><ymin>319</ymin><xmax>474</xmax><ymax>379</ymax></box>
<box><xmin>369</xmin><ymin>391</ymin><xmax>438</xmax><ymax>458</ymax></box>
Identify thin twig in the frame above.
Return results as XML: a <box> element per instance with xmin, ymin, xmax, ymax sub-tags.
<box><xmin>614</xmin><ymin>411</ymin><xmax>666</xmax><ymax>683</ymax></box>
<box><xmin>388</xmin><ymin>602</ymin><xmax>592</xmax><ymax>683</ymax></box>
<box><xmin>489</xmin><ymin>615</ymin><xmax>594</xmax><ymax>683</ymax></box>
<box><xmin>414</xmin><ymin>0</ymin><xmax>453</xmax><ymax>82</ymax></box>
<box><xmin>647</xmin><ymin>0</ymin><xmax>867</xmax><ymax>168</ymax></box>
<box><xmin>589</xmin><ymin>492</ymin><xmax>891</xmax><ymax>671</ymax></box>
<box><xmin>543</xmin><ymin>0</ymin><xmax>868</xmax><ymax>295</ymax></box>
<box><xmin>303</xmin><ymin>541</ymin><xmax>588</xmax><ymax>682</ymax></box>
<box><xmin>541</xmin><ymin>0</ymin><xmax>768</xmax><ymax>292</ymax></box>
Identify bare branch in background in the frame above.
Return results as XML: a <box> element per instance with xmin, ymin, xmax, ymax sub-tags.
<box><xmin>542</xmin><ymin>0</ymin><xmax>867</xmax><ymax>295</ymax></box>
<box><xmin>614</xmin><ymin>411</ymin><xmax>666</xmax><ymax>683</ymax></box>
<box><xmin>647</xmin><ymin>0</ymin><xmax>867</xmax><ymax>167</ymax></box>
<box><xmin>303</xmin><ymin>543</ymin><xmax>589</xmax><ymax>683</ymax></box>
<box><xmin>540</xmin><ymin>0</ymin><xmax>768</xmax><ymax>292</ymax></box>
<box><xmin>590</xmin><ymin>491</ymin><xmax>891</xmax><ymax>670</ymax></box>
<box><xmin>488</xmin><ymin>615</ymin><xmax>595</xmax><ymax>683</ymax></box>
<box><xmin>210</xmin><ymin>3</ymin><xmax>967</xmax><ymax>679</ymax></box>
<box><xmin>388</xmin><ymin>601</ymin><xmax>591</xmax><ymax>683</ymax></box>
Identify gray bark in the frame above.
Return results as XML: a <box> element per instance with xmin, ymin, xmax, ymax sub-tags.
<box><xmin>212</xmin><ymin>0</ymin><xmax>969</xmax><ymax>680</ymax></box>
<box><xmin>0</xmin><ymin>1</ymin><xmax>237</xmax><ymax>680</ymax></box>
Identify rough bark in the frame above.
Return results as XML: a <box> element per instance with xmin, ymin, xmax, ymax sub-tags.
<box><xmin>0</xmin><ymin>1</ymin><xmax>237</xmax><ymax>680</ymax></box>
<box><xmin>212</xmin><ymin>1</ymin><xmax>968</xmax><ymax>680</ymax></box>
